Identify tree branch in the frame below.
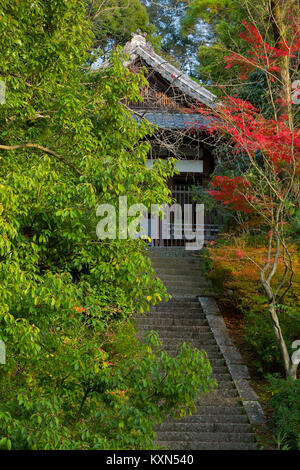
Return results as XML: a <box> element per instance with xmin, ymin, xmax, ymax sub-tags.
<box><xmin>0</xmin><ymin>143</ymin><xmax>82</xmax><ymax>175</ymax></box>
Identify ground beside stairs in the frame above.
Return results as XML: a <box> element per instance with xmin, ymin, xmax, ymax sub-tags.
<box><xmin>137</xmin><ymin>248</ymin><xmax>258</xmax><ymax>450</ymax></box>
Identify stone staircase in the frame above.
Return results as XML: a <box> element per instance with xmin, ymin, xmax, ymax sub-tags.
<box><xmin>137</xmin><ymin>248</ymin><xmax>258</xmax><ymax>450</ymax></box>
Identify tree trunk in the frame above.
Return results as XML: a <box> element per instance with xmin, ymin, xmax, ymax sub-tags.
<box><xmin>269</xmin><ymin>303</ymin><xmax>297</xmax><ymax>379</ymax></box>
<box><xmin>287</xmin><ymin>362</ymin><xmax>298</xmax><ymax>380</ymax></box>
<box><xmin>270</xmin><ymin>0</ymin><xmax>293</xmax><ymax>127</ymax></box>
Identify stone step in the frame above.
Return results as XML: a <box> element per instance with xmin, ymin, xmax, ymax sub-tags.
<box><xmin>152</xmin><ymin>263</ymin><xmax>202</xmax><ymax>269</ymax></box>
<box><xmin>154</xmin><ymin>270</ymin><xmax>204</xmax><ymax>277</ymax></box>
<box><xmin>148</xmin><ymin>315</ymin><xmax>207</xmax><ymax>322</ymax></box>
<box><xmin>211</xmin><ymin>364</ymin><xmax>231</xmax><ymax>371</ymax></box>
<box><xmin>212</xmin><ymin>372</ymin><xmax>232</xmax><ymax>381</ymax></box>
<box><xmin>212</xmin><ymin>375</ymin><xmax>233</xmax><ymax>384</ymax></box>
<box><xmin>150</xmin><ymin>307</ymin><xmax>203</xmax><ymax>312</ymax></box>
<box><xmin>140</xmin><ymin>252</ymin><xmax>258</xmax><ymax>450</ymax></box>
<box><xmin>161</xmin><ymin>351</ymin><xmax>224</xmax><ymax>361</ymax></box>
<box><xmin>155</xmin><ymin>431</ymin><xmax>255</xmax><ymax>443</ymax></box>
<box><xmin>151</xmin><ymin>261</ymin><xmax>200</xmax><ymax>265</ymax></box>
<box><xmin>157</xmin><ymin>422</ymin><xmax>251</xmax><ymax>433</ymax></box>
<box><xmin>138</xmin><ymin>322</ymin><xmax>213</xmax><ymax>341</ymax></box>
<box><xmin>189</xmin><ymin>405</ymin><xmax>246</xmax><ymax>416</ymax></box>
<box><xmin>204</xmin><ymin>359</ymin><xmax>230</xmax><ymax>368</ymax></box>
<box><xmin>149</xmin><ymin>312</ymin><xmax>205</xmax><ymax>318</ymax></box>
<box><xmin>138</xmin><ymin>318</ymin><xmax>208</xmax><ymax>327</ymax></box>
<box><xmin>163</xmin><ymin>287</ymin><xmax>211</xmax><ymax>294</ymax></box>
<box><xmin>162</xmin><ymin>288</ymin><xmax>210</xmax><ymax>295</ymax></box>
<box><xmin>138</xmin><ymin>324</ymin><xmax>209</xmax><ymax>331</ymax></box>
<box><xmin>151</xmin><ymin>264</ymin><xmax>200</xmax><ymax>271</ymax></box>
<box><xmin>164</xmin><ymin>414</ymin><xmax>248</xmax><ymax>424</ymax></box>
<box><xmin>138</xmin><ymin>342</ymin><xmax>217</xmax><ymax>351</ymax></box>
<box><xmin>163</xmin><ymin>343</ymin><xmax>220</xmax><ymax>351</ymax></box>
<box><xmin>151</xmin><ymin>300</ymin><xmax>200</xmax><ymax>308</ymax></box>
<box><xmin>153</xmin><ymin>297</ymin><xmax>200</xmax><ymax>302</ymax></box>
<box><xmin>151</xmin><ymin>263</ymin><xmax>201</xmax><ymax>269</ymax></box>
<box><xmin>150</xmin><ymin>256</ymin><xmax>193</xmax><ymax>261</ymax></box>
<box><xmin>154</xmin><ymin>270</ymin><xmax>204</xmax><ymax>275</ymax></box>
<box><xmin>208</xmin><ymin>380</ymin><xmax>236</xmax><ymax>390</ymax></box>
<box><xmin>170</xmin><ymin>293</ymin><xmax>218</xmax><ymax>299</ymax></box>
<box><xmin>138</xmin><ymin>336</ymin><xmax>216</xmax><ymax>344</ymax></box>
<box><xmin>160</xmin><ymin>355</ymin><xmax>226</xmax><ymax>367</ymax></box>
<box><xmin>163</xmin><ymin>282</ymin><xmax>205</xmax><ymax>290</ymax></box>
<box><xmin>153</xmin><ymin>270</ymin><xmax>203</xmax><ymax>276</ymax></box>
<box><xmin>163</xmin><ymin>289</ymin><xmax>209</xmax><ymax>295</ymax></box>
<box><xmin>155</xmin><ymin>441</ymin><xmax>258</xmax><ymax>450</ymax></box>
<box><xmin>138</xmin><ymin>313</ymin><xmax>208</xmax><ymax>324</ymax></box>
<box><xmin>155</xmin><ymin>274</ymin><xmax>203</xmax><ymax>280</ymax></box>
<box><xmin>209</xmin><ymin>363</ymin><xmax>229</xmax><ymax>370</ymax></box>
<box><xmin>138</xmin><ymin>330</ymin><xmax>212</xmax><ymax>338</ymax></box>
<box><xmin>146</xmin><ymin>336</ymin><xmax>216</xmax><ymax>347</ymax></box>
<box><xmin>163</xmin><ymin>345</ymin><xmax>222</xmax><ymax>356</ymax></box>
<box><xmin>165</xmin><ymin>292</ymin><xmax>215</xmax><ymax>299</ymax></box>
<box><xmin>209</xmin><ymin>360</ymin><xmax>229</xmax><ymax>366</ymax></box>
<box><xmin>150</xmin><ymin>308</ymin><xmax>204</xmax><ymax>315</ymax></box>
<box><xmin>152</xmin><ymin>301</ymin><xmax>201</xmax><ymax>307</ymax></box>
<box><xmin>138</xmin><ymin>325</ymin><xmax>211</xmax><ymax>335</ymax></box>
<box><xmin>195</xmin><ymin>391</ymin><xmax>239</xmax><ymax>404</ymax></box>
<box><xmin>144</xmin><ymin>313</ymin><xmax>207</xmax><ymax>320</ymax></box>
<box><xmin>158</xmin><ymin>273</ymin><xmax>205</xmax><ymax>280</ymax></box>
<box><xmin>162</xmin><ymin>280</ymin><xmax>210</xmax><ymax>286</ymax></box>
<box><xmin>211</xmin><ymin>364</ymin><xmax>229</xmax><ymax>372</ymax></box>
<box><xmin>150</xmin><ymin>256</ymin><xmax>199</xmax><ymax>262</ymax></box>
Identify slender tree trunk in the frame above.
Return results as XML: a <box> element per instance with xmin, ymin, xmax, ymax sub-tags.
<box><xmin>270</xmin><ymin>0</ymin><xmax>293</xmax><ymax>127</ymax></box>
<box><xmin>288</xmin><ymin>362</ymin><xmax>298</xmax><ymax>380</ymax></box>
<box><xmin>269</xmin><ymin>303</ymin><xmax>297</xmax><ymax>379</ymax></box>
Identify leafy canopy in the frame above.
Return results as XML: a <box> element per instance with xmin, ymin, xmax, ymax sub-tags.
<box><xmin>0</xmin><ymin>0</ymin><xmax>214</xmax><ymax>449</ymax></box>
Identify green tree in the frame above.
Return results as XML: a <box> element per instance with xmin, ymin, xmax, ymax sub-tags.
<box><xmin>0</xmin><ymin>0</ymin><xmax>215</xmax><ymax>449</ymax></box>
<box><xmin>86</xmin><ymin>0</ymin><xmax>155</xmax><ymax>54</ymax></box>
<box><xmin>181</xmin><ymin>0</ymin><xmax>257</xmax><ymax>89</ymax></box>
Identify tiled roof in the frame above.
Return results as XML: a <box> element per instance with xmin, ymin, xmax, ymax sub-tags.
<box><xmin>123</xmin><ymin>34</ymin><xmax>216</xmax><ymax>108</ymax></box>
<box><xmin>132</xmin><ymin>112</ymin><xmax>213</xmax><ymax>130</ymax></box>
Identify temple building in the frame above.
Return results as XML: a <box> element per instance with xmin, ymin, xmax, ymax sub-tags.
<box><xmin>124</xmin><ymin>33</ymin><xmax>222</xmax><ymax>246</ymax></box>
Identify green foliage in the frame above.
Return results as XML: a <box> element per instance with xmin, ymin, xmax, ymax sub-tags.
<box><xmin>181</xmin><ymin>0</ymin><xmax>249</xmax><ymax>86</ymax></box>
<box><xmin>268</xmin><ymin>375</ymin><xmax>300</xmax><ymax>450</ymax></box>
<box><xmin>235</xmin><ymin>69</ymin><xmax>271</xmax><ymax>118</ymax></box>
<box><xmin>243</xmin><ymin>304</ymin><xmax>300</xmax><ymax>375</ymax></box>
<box><xmin>181</xmin><ymin>0</ymin><xmax>282</xmax><ymax>112</ymax></box>
<box><xmin>0</xmin><ymin>0</ymin><xmax>215</xmax><ymax>449</ymax></box>
<box><xmin>86</xmin><ymin>0</ymin><xmax>157</xmax><ymax>53</ymax></box>
<box><xmin>183</xmin><ymin>0</ymin><xmax>232</xmax><ymax>23</ymax></box>
<box><xmin>289</xmin><ymin>208</ymin><xmax>300</xmax><ymax>247</ymax></box>
<box><xmin>0</xmin><ymin>331</ymin><xmax>215</xmax><ymax>450</ymax></box>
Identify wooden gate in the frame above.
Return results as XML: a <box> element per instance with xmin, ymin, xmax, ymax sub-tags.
<box><xmin>152</xmin><ymin>185</ymin><xmax>223</xmax><ymax>247</ymax></box>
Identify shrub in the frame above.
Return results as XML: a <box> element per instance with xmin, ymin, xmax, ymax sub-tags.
<box><xmin>268</xmin><ymin>375</ymin><xmax>300</xmax><ymax>450</ymax></box>
<box><xmin>0</xmin><ymin>329</ymin><xmax>215</xmax><ymax>450</ymax></box>
<box><xmin>205</xmin><ymin>241</ymin><xmax>300</xmax><ymax>374</ymax></box>
<box><xmin>243</xmin><ymin>306</ymin><xmax>298</xmax><ymax>375</ymax></box>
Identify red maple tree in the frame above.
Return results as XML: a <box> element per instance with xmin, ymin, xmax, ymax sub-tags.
<box><xmin>195</xmin><ymin>12</ymin><xmax>300</xmax><ymax>378</ymax></box>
